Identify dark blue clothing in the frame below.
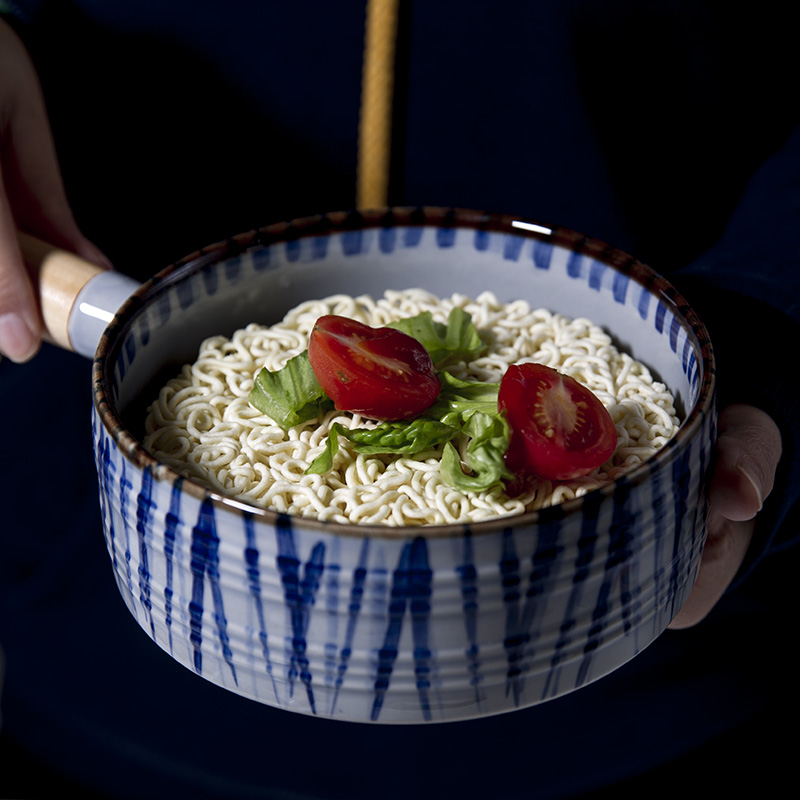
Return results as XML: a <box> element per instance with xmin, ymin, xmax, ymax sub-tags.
<box><xmin>2</xmin><ymin>2</ymin><xmax>799</xmax><ymax>798</ymax></box>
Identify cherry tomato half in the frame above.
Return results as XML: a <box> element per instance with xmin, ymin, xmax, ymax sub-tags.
<box><xmin>498</xmin><ymin>363</ymin><xmax>617</xmax><ymax>482</ymax></box>
<box><xmin>308</xmin><ymin>315</ymin><xmax>441</xmax><ymax>421</ymax></box>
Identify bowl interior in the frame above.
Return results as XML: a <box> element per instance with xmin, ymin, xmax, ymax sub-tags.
<box><xmin>100</xmin><ymin>209</ymin><xmax>711</xmax><ymax>482</ymax></box>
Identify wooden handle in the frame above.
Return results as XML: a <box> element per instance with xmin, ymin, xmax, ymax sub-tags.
<box><xmin>17</xmin><ymin>231</ymin><xmax>105</xmax><ymax>351</ymax></box>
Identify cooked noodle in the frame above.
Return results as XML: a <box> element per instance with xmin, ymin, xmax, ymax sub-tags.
<box><xmin>143</xmin><ymin>290</ymin><xmax>680</xmax><ymax>526</ymax></box>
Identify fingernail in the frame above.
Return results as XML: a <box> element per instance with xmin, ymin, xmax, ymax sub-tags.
<box><xmin>737</xmin><ymin>459</ymin><xmax>764</xmax><ymax>511</ymax></box>
<box><xmin>0</xmin><ymin>313</ymin><xmax>40</xmax><ymax>363</ymax></box>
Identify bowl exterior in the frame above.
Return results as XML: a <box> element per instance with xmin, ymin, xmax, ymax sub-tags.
<box><xmin>92</xmin><ymin>406</ymin><xmax>712</xmax><ymax>723</ymax></box>
<box><xmin>92</xmin><ymin>208</ymin><xmax>715</xmax><ymax>723</ymax></box>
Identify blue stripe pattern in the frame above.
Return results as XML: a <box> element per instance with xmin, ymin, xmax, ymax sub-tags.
<box><xmin>372</xmin><ymin>537</ymin><xmax>433</xmax><ymax>721</ymax></box>
<box><xmin>331</xmin><ymin>537</ymin><xmax>369</xmax><ymax>715</ymax></box>
<box><xmin>244</xmin><ymin>512</ymin><xmax>279</xmax><ymax>699</ymax></box>
<box><xmin>93</xmin><ymin>401</ymin><xmax>713</xmax><ymax>720</ymax></box>
<box><xmin>164</xmin><ymin>479</ymin><xmax>183</xmax><ymax>654</ymax></box>
<box><xmin>93</xmin><ymin>212</ymin><xmax>715</xmax><ymax>722</ymax></box>
<box><xmin>189</xmin><ymin>499</ymin><xmax>237</xmax><ymax>684</ymax></box>
<box><xmin>456</xmin><ymin>532</ymin><xmax>483</xmax><ymax>709</ymax></box>
<box><xmin>136</xmin><ymin>467</ymin><xmax>156</xmax><ymax>640</ymax></box>
<box><xmin>276</xmin><ymin>517</ymin><xmax>324</xmax><ymax>712</ymax></box>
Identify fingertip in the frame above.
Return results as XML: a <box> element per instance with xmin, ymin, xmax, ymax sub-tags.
<box><xmin>0</xmin><ymin>311</ymin><xmax>41</xmax><ymax>363</ymax></box>
<box><xmin>710</xmin><ymin>405</ymin><xmax>782</xmax><ymax>523</ymax></box>
<box><xmin>709</xmin><ymin>442</ymin><xmax>763</xmax><ymax>522</ymax></box>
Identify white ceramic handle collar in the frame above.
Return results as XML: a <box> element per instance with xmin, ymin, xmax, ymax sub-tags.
<box><xmin>18</xmin><ymin>232</ymin><xmax>140</xmax><ymax>359</ymax></box>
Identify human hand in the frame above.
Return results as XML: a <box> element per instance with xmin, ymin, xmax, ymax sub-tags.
<box><xmin>0</xmin><ymin>18</ymin><xmax>110</xmax><ymax>363</ymax></box>
<box><xmin>668</xmin><ymin>404</ymin><xmax>782</xmax><ymax>629</ymax></box>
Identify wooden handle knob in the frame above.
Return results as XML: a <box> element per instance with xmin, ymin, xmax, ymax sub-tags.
<box><xmin>17</xmin><ymin>231</ymin><xmax>105</xmax><ymax>351</ymax></box>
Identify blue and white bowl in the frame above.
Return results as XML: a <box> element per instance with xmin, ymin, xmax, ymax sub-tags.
<box><xmin>91</xmin><ymin>207</ymin><xmax>716</xmax><ymax>724</ymax></box>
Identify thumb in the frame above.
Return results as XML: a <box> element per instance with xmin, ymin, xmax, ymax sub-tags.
<box><xmin>709</xmin><ymin>404</ymin><xmax>782</xmax><ymax>522</ymax></box>
<box><xmin>0</xmin><ymin>190</ymin><xmax>41</xmax><ymax>362</ymax></box>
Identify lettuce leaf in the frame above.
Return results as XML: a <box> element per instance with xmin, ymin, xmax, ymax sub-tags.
<box><xmin>428</xmin><ymin>371</ymin><xmax>501</xmax><ymax>421</ymax></box>
<box><xmin>389</xmin><ymin>308</ymin><xmax>486</xmax><ymax>367</ymax></box>
<box><xmin>248</xmin><ymin>351</ymin><xmax>332</xmax><ymax>430</ymax></box>
<box><xmin>306</xmin><ymin>418</ymin><xmax>459</xmax><ymax>475</ymax></box>
<box><xmin>429</xmin><ymin>372</ymin><xmax>512</xmax><ymax>491</ymax></box>
<box><xmin>306</xmin><ymin>371</ymin><xmax>511</xmax><ymax>492</ymax></box>
<box><xmin>440</xmin><ymin>411</ymin><xmax>513</xmax><ymax>492</ymax></box>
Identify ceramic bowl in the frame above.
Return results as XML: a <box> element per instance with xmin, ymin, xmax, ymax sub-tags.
<box><xmin>91</xmin><ymin>207</ymin><xmax>716</xmax><ymax>724</ymax></box>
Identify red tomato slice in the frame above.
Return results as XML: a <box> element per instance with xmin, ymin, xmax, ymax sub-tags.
<box><xmin>308</xmin><ymin>315</ymin><xmax>441</xmax><ymax>420</ymax></box>
<box><xmin>498</xmin><ymin>363</ymin><xmax>617</xmax><ymax>482</ymax></box>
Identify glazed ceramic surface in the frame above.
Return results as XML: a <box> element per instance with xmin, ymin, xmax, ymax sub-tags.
<box><xmin>91</xmin><ymin>208</ymin><xmax>716</xmax><ymax>723</ymax></box>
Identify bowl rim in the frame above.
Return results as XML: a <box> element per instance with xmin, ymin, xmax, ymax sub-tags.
<box><xmin>93</xmin><ymin>206</ymin><xmax>716</xmax><ymax>540</ymax></box>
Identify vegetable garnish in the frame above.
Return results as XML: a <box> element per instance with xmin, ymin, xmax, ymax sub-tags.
<box><xmin>305</xmin><ymin>418</ymin><xmax>459</xmax><ymax>475</ymax></box>
<box><xmin>248</xmin><ymin>351</ymin><xmax>333</xmax><ymax>430</ymax></box>
<box><xmin>388</xmin><ymin>307</ymin><xmax>487</xmax><ymax>368</ymax></box>
<box><xmin>498</xmin><ymin>362</ymin><xmax>617</xmax><ymax>482</ymax></box>
<box><xmin>249</xmin><ymin>309</ymin><xmax>618</xmax><ymax>495</ymax></box>
<box><xmin>306</xmin><ymin>371</ymin><xmax>513</xmax><ymax>492</ymax></box>
<box><xmin>308</xmin><ymin>315</ymin><xmax>442</xmax><ymax>421</ymax></box>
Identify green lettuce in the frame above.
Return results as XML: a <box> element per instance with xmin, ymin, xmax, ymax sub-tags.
<box><xmin>440</xmin><ymin>412</ymin><xmax>512</xmax><ymax>492</ymax></box>
<box><xmin>305</xmin><ymin>417</ymin><xmax>459</xmax><ymax>475</ymax></box>
<box><xmin>389</xmin><ymin>307</ymin><xmax>486</xmax><ymax>367</ymax></box>
<box><xmin>427</xmin><ymin>372</ymin><xmax>512</xmax><ymax>492</ymax></box>
<box><xmin>428</xmin><ymin>371</ymin><xmax>501</xmax><ymax>421</ymax></box>
<box><xmin>306</xmin><ymin>371</ymin><xmax>512</xmax><ymax>492</ymax></box>
<box><xmin>248</xmin><ymin>351</ymin><xmax>332</xmax><ymax>429</ymax></box>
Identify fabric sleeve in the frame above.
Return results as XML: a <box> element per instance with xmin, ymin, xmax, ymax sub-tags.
<box><xmin>672</xmin><ymin>123</ymin><xmax>800</xmax><ymax>583</ymax></box>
